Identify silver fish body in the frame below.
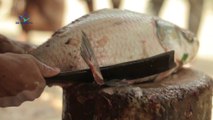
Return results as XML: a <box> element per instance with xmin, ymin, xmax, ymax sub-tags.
<box><xmin>31</xmin><ymin>9</ymin><xmax>199</xmax><ymax>81</ymax></box>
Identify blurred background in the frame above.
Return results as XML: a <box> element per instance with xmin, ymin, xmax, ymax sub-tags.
<box><xmin>0</xmin><ymin>0</ymin><xmax>212</xmax><ymax>119</ymax></box>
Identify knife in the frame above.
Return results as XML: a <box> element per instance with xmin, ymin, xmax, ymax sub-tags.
<box><xmin>45</xmin><ymin>51</ymin><xmax>175</xmax><ymax>85</ymax></box>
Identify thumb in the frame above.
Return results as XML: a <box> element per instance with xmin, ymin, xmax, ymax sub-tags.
<box><xmin>34</xmin><ymin>59</ymin><xmax>60</xmax><ymax>78</ymax></box>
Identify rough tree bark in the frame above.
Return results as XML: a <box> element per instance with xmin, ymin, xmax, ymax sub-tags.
<box><xmin>62</xmin><ymin>68</ymin><xmax>212</xmax><ymax>120</ymax></box>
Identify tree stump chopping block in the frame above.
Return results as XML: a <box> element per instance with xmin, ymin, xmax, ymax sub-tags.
<box><xmin>62</xmin><ymin>68</ymin><xmax>213</xmax><ymax>120</ymax></box>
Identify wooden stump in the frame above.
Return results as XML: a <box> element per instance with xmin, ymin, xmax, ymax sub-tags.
<box><xmin>62</xmin><ymin>68</ymin><xmax>213</xmax><ymax>120</ymax></box>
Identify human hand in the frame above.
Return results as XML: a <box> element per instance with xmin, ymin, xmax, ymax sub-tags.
<box><xmin>0</xmin><ymin>53</ymin><xmax>60</xmax><ymax>107</ymax></box>
<box><xmin>0</xmin><ymin>34</ymin><xmax>35</xmax><ymax>54</ymax></box>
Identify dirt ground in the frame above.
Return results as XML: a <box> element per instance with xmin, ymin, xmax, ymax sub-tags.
<box><xmin>0</xmin><ymin>87</ymin><xmax>63</xmax><ymax>120</ymax></box>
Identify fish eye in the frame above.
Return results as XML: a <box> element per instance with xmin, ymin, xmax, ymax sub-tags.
<box><xmin>180</xmin><ymin>30</ymin><xmax>194</xmax><ymax>43</ymax></box>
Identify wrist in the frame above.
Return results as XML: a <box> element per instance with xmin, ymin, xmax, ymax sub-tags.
<box><xmin>0</xmin><ymin>53</ymin><xmax>16</xmax><ymax>62</ymax></box>
<box><xmin>0</xmin><ymin>53</ymin><xmax>8</xmax><ymax>64</ymax></box>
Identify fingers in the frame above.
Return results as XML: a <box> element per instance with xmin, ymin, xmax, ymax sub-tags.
<box><xmin>0</xmin><ymin>76</ymin><xmax>46</xmax><ymax>107</ymax></box>
<box><xmin>0</xmin><ymin>86</ymin><xmax>45</xmax><ymax>107</ymax></box>
<box><xmin>0</xmin><ymin>53</ymin><xmax>55</xmax><ymax>107</ymax></box>
<box><xmin>0</xmin><ymin>96</ymin><xmax>22</xmax><ymax>107</ymax></box>
<box><xmin>33</xmin><ymin>58</ymin><xmax>60</xmax><ymax>78</ymax></box>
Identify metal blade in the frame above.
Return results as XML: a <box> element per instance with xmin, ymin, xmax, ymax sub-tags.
<box><xmin>45</xmin><ymin>51</ymin><xmax>176</xmax><ymax>85</ymax></box>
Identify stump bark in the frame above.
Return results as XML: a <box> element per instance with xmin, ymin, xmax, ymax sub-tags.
<box><xmin>62</xmin><ymin>68</ymin><xmax>213</xmax><ymax>120</ymax></box>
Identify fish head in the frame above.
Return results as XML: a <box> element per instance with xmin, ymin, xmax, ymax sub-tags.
<box><xmin>155</xmin><ymin>19</ymin><xmax>199</xmax><ymax>63</ymax></box>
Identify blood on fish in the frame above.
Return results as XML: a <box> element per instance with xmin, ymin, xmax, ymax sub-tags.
<box><xmin>97</xmin><ymin>36</ymin><xmax>108</xmax><ymax>47</ymax></box>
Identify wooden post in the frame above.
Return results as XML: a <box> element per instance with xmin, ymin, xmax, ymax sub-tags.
<box><xmin>62</xmin><ymin>68</ymin><xmax>212</xmax><ymax>120</ymax></box>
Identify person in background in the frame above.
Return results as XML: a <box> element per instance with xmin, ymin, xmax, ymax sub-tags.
<box><xmin>148</xmin><ymin>0</ymin><xmax>204</xmax><ymax>35</ymax></box>
<box><xmin>83</xmin><ymin>0</ymin><xmax>121</xmax><ymax>12</ymax></box>
<box><xmin>83</xmin><ymin>0</ymin><xmax>203</xmax><ymax>35</ymax></box>
<box><xmin>11</xmin><ymin>0</ymin><xmax>65</xmax><ymax>41</ymax></box>
<box><xmin>0</xmin><ymin>34</ymin><xmax>60</xmax><ymax>107</ymax></box>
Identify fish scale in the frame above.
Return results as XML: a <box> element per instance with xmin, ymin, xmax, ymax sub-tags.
<box><xmin>31</xmin><ymin>9</ymin><xmax>199</xmax><ymax>83</ymax></box>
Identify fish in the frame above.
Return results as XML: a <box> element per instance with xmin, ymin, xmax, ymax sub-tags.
<box><xmin>30</xmin><ymin>9</ymin><xmax>199</xmax><ymax>85</ymax></box>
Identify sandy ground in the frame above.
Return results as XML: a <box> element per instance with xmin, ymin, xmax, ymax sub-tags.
<box><xmin>0</xmin><ymin>87</ymin><xmax>63</xmax><ymax>120</ymax></box>
<box><xmin>0</xmin><ymin>0</ymin><xmax>213</xmax><ymax>120</ymax></box>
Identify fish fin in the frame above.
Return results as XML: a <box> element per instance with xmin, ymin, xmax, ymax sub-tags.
<box><xmin>80</xmin><ymin>31</ymin><xmax>104</xmax><ymax>85</ymax></box>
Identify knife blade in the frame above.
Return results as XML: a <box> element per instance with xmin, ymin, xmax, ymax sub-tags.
<box><xmin>45</xmin><ymin>50</ymin><xmax>175</xmax><ymax>85</ymax></box>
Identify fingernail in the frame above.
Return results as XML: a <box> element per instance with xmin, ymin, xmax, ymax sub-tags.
<box><xmin>53</xmin><ymin>68</ymin><xmax>61</xmax><ymax>73</ymax></box>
